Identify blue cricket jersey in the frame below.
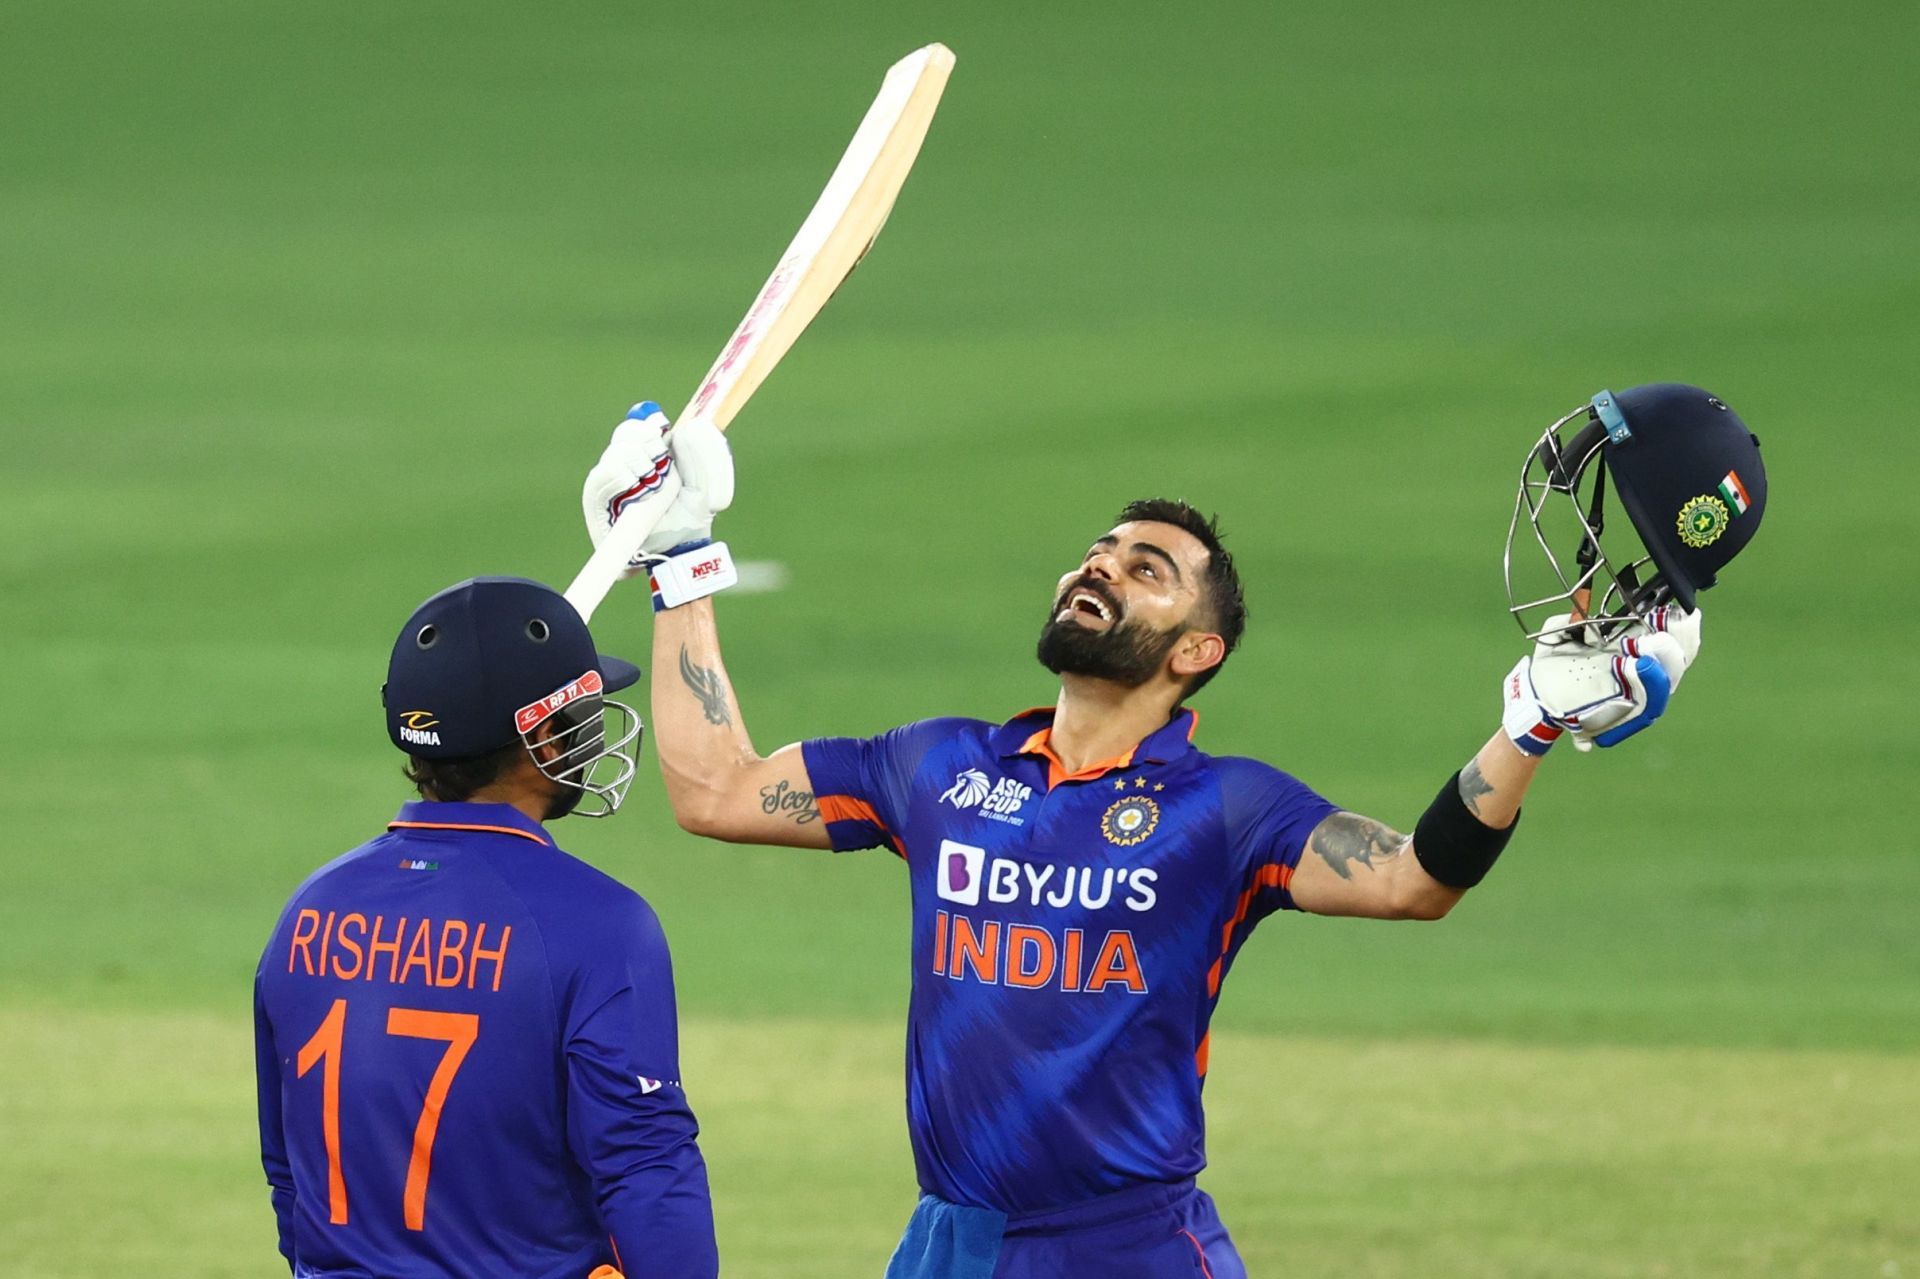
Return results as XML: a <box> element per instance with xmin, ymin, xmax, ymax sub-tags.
<box><xmin>253</xmin><ymin>801</ymin><xmax>717</xmax><ymax>1279</ymax></box>
<box><xmin>803</xmin><ymin>708</ymin><xmax>1337</xmax><ymax>1214</ymax></box>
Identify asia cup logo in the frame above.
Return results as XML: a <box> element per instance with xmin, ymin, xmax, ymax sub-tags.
<box><xmin>1101</xmin><ymin>796</ymin><xmax>1160</xmax><ymax>847</ymax></box>
<box><xmin>940</xmin><ymin>769</ymin><xmax>992</xmax><ymax>809</ymax></box>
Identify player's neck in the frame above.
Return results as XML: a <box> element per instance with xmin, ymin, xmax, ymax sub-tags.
<box><xmin>463</xmin><ymin>779</ymin><xmax>553</xmax><ymax>827</ymax></box>
<box><xmin>1048</xmin><ymin>676</ymin><xmax>1181</xmax><ymax>773</ymax></box>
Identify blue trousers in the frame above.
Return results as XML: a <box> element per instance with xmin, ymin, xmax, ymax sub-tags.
<box><xmin>886</xmin><ymin>1179</ymin><xmax>1245</xmax><ymax>1279</ymax></box>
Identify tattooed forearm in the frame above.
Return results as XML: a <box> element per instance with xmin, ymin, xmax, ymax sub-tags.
<box><xmin>1308</xmin><ymin>812</ymin><xmax>1411</xmax><ymax>881</ymax></box>
<box><xmin>678</xmin><ymin>645</ymin><xmax>734</xmax><ymax>727</ymax></box>
<box><xmin>759</xmin><ymin>779</ymin><xmax>820</xmax><ymax>825</ymax></box>
<box><xmin>1458</xmin><ymin>758</ymin><xmax>1496</xmax><ymax>819</ymax></box>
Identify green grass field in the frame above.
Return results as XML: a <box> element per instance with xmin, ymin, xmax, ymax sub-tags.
<box><xmin>3</xmin><ymin>0</ymin><xmax>1916</xmax><ymax>1274</ymax></box>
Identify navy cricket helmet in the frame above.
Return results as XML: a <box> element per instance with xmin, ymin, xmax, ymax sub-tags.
<box><xmin>1506</xmin><ymin>383</ymin><xmax>1767</xmax><ymax>638</ymax></box>
<box><xmin>382</xmin><ymin>577</ymin><xmax>642</xmax><ymax>816</ymax></box>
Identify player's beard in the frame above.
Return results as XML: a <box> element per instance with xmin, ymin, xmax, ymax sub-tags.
<box><xmin>533</xmin><ymin>707</ymin><xmax>596</xmax><ymax>820</ymax></box>
<box><xmin>1036</xmin><ymin>582</ymin><xmax>1182</xmax><ymax>688</ymax></box>
<box><xmin>542</xmin><ymin>784</ymin><xmax>583</xmax><ymax>821</ymax></box>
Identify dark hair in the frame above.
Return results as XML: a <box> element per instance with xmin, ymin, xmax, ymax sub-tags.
<box><xmin>403</xmin><ymin>740</ymin><xmax>528</xmax><ymax>802</ymax></box>
<box><xmin>1115</xmin><ymin>497</ymin><xmax>1246</xmax><ymax>696</ymax></box>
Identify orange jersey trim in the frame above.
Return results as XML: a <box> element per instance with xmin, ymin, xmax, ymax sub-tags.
<box><xmin>817</xmin><ymin>794</ymin><xmax>906</xmax><ymax>860</ymax></box>
<box><xmin>387</xmin><ymin>820</ymin><xmax>551</xmax><ymax>847</ymax></box>
<box><xmin>1017</xmin><ymin>725</ymin><xmax>1136</xmax><ymax>791</ymax></box>
<box><xmin>1182</xmin><ymin>1229</ymin><xmax>1216</xmax><ymax>1279</ymax></box>
<box><xmin>1206</xmin><ymin>862</ymin><xmax>1292</xmax><ymax>998</ymax></box>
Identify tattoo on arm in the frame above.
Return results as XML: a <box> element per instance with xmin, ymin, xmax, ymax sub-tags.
<box><xmin>759</xmin><ymin>779</ymin><xmax>820</xmax><ymax>825</ymax></box>
<box><xmin>1308</xmin><ymin>812</ymin><xmax>1410</xmax><ymax>881</ymax></box>
<box><xmin>1458</xmin><ymin>759</ymin><xmax>1496</xmax><ymax>819</ymax></box>
<box><xmin>678</xmin><ymin>645</ymin><xmax>733</xmax><ymax>727</ymax></box>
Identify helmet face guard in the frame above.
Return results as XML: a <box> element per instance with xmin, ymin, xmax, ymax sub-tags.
<box><xmin>1506</xmin><ymin>385</ymin><xmax>1767</xmax><ymax>643</ymax></box>
<box><xmin>1505</xmin><ymin>401</ymin><xmax>1662</xmax><ymax>643</ymax></box>
<box><xmin>515</xmin><ymin>671</ymin><xmax>641</xmax><ymax>818</ymax></box>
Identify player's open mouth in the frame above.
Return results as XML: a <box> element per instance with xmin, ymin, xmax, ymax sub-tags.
<box><xmin>1056</xmin><ymin>587</ymin><xmax>1117</xmax><ymax>629</ymax></box>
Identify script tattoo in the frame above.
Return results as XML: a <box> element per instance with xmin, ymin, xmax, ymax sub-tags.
<box><xmin>678</xmin><ymin>646</ymin><xmax>733</xmax><ymax>727</ymax></box>
<box><xmin>1309</xmin><ymin>812</ymin><xmax>1410</xmax><ymax>881</ymax></box>
<box><xmin>1458</xmin><ymin>759</ymin><xmax>1496</xmax><ymax>819</ymax></box>
<box><xmin>760</xmin><ymin>779</ymin><xmax>820</xmax><ymax>825</ymax></box>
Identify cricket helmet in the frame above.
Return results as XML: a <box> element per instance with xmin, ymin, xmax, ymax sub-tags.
<box><xmin>383</xmin><ymin>577</ymin><xmax>642</xmax><ymax>817</ymax></box>
<box><xmin>1505</xmin><ymin>384</ymin><xmax>1767</xmax><ymax>639</ymax></box>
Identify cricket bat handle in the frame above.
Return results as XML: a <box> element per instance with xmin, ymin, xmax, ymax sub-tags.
<box><xmin>566</xmin><ymin>525</ymin><xmax>638</xmax><ymax>624</ymax></box>
<box><xmin>564</xmin><ymin>404</ymin><xmax>710</xmax><ymax>623</ymax></box>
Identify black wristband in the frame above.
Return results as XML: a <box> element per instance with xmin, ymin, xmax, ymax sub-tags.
<box><xmin>1411</xmin><ymin>770</ymin><xmax>1516</xmax><ymax>889</ymax></box>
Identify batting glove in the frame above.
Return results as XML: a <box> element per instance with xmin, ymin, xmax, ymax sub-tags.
<box><xmin>640</xmin><ymin>410</ymin><xmax>734</xmax><ymax>557</ymax></box>
<box><xmin>1501</xmin><ymin>607</ymin><xmax>1702</xmax><ymax>755</ymax></box>
<box><xmin>583</xmin><ymin>402</ymin><xmax>684</xmax><ymax>580</ymax></box>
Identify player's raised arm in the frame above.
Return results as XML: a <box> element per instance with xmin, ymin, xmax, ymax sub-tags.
<box><xmin>1290</xmin><ymin>600</ymin><xmax>1703</xmax><ymax>918</ymax></box>
<box><xmin>581</xmin><ymin>404</ymin><xmax>830</xmax><ymax>848</ymax></box>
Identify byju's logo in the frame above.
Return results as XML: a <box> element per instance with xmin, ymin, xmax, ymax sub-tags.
<box><xmin>936</xmin><ymin>839</ymin><xmax>984</xmax><ymax>906</ymax></box>
<box><xmin>941</xmin><ymin>770</ymin><xmax>991</xmax><ymax>809</ymax></box>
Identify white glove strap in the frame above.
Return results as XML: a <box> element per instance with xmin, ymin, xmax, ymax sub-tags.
<box><xmin>1500</xmin><ymin>656</ymin><xmax>1564</xmax><ymax>756</ymax></box>
<box><xmin>649</xmin><ymin>541</ymin><xmax>737</xmax><ymax>612</ymax></box>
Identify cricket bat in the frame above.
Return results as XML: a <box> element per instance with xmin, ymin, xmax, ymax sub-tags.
<box><xmin>565</xmin><ymin>42</ymin><xmax>956</xmax><ymax>621</ymax></box>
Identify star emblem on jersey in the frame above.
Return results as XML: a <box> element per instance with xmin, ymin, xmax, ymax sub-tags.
<box><xmin>1101</xmin><ymin>796</ymin><xmax>1160</xmax><ymax>847</ymax></box>
<box><xmin>1676</xmin><ymin>494</ymin><xmax>1730</xmax><ymax>548</ymax></box>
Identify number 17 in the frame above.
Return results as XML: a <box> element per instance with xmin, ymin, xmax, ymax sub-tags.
<box><xmin>295</xmin><ymin>998</ymin><xmax>480</xmax><ymax>1231</ymax></box>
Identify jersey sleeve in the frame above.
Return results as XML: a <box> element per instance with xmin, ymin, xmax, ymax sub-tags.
<box><xmin>1220</xmin><ymin>757</ymin><xmax>1340</xmax><ymax>922</ymax></box>
<box><xmin>252</xmin><ymin>965</ymin><xmax>296</xmax><ymax>1271</ymax></box>
<box><xmin>801</xmin><ymin>718</ymin><xmax>966</xmax><ymax>856</ymax></box>
<box><xmin>560</xmin><ymin>894</ymin><xmax>718</xmax><ymax>1279</ymax></box>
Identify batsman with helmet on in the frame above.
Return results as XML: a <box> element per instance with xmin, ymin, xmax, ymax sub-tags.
<box><xmin>583</xmin><ymin>382</ymin><xmax>1766</xmax><ymax>1278</ymax></box>
<box><xmin>253</xmin><ymin>577</ymin><xmax>718</xmax><ymax>1278</ymax></box>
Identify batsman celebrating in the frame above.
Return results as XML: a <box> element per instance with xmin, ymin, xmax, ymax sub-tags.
<box><xmin>583</xmin><ymin>383</ymin><xmax>1766</xmax><ymax>1278</ymax></box>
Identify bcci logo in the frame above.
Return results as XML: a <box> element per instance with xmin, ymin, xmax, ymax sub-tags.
<box><xmin>1101</xmin><ymin>797</ymin><xmax>1160</xmax><ymax>847</ymax></box>
<box><xmin>1676</xmin><ymin>494</ymin><xmax>1729</xmax><ymax>549</ymax></box>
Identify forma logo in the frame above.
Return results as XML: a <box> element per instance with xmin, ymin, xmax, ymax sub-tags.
<box><xmin>933</xmin><ymin>839</ymin><xmax>1158</xmax><ymax>913</ymax></box>
<box><xmin>398</xmin><ymin>710</ymin><xmax>442</xmax><ymax>747</ymax></box>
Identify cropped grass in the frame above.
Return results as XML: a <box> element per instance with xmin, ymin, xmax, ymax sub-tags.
<box><xmin>2</xmin><ymin>1009</ymin><xmax>1912</xmax><ymax>1277</ymax></box>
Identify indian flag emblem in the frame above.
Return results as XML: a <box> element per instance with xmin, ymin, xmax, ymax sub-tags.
<box><xmin>1716</xmin><ymin>470</ymin><xmax>1752</xmax><ymax>516</ymax></box>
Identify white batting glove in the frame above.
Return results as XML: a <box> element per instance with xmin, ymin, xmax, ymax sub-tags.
<box><xmin>640</xmin><ymin>413</ymin><xmax>735</xmax><ymax>556</ymax></box>
<box><xmin>1501</xmin><ymin>607</ymin><xmax>1702</xmax><ymax>755</ymax></box>
<box><xmin>583</xmin><ymin>402</ymin><xmax>684</xmax><ymax>580</ymax></box>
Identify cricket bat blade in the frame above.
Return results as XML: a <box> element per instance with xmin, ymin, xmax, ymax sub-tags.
<box><xmin>566</xmin><ymin>42</ymin><xmax>955</xmax><ymax>622</ymax></box>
